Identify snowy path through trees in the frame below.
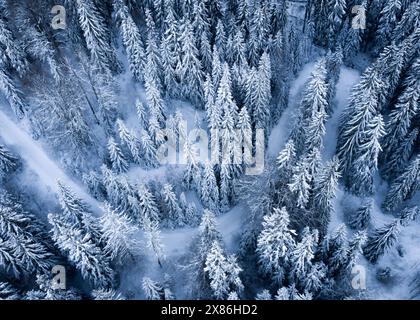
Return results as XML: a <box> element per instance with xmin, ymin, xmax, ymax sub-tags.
<box><xmin>0</xmin><ymin>109</ymin><xmax>100</xmax><ymax>210</ymax></box>
<box><xmin>0</xmin><ymin>108</ymin><xmax>244</xmax><ymax>253</ymax></box>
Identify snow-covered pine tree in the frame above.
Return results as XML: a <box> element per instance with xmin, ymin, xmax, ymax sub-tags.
<box><xmin>291</xmin><ymin>58</ymin><xmax>329</xmax><ymax>154</ymax></box>
<box><xmin>100</xmin><ymin>203</ymin><xmax>138</xmax><ymax>265</ymax></box>
<box><xmin>0</xmin><ymin>281</ymin><xmax>20</xmax><ymax>300</ymax></box>
<box><xmin>200</xmin><ymin>161</ymin><xmax>220</xmax><ymax>213</ymax></box>
<box><xmin>199</xmin><ymin>32</ymin><xmax>212</xmax><ymax>75</ymax></box>
<box><xmin>24</xmin><ymin>273</ymin><xmax>81</xmax><ymax>300</ymax></box>
<box><xmin>210</xmin><ymin>46</ymin><xmax>222</xmax><ymax>88</ymax></box>
<box><xmin>83</xmin><ymin>170</ymin><xmax>107</xmax><ymax>201</ymax></box>
<box><xmin>185</xmin><ymin>202</ymin><xmax>200</xmax><ymax>227</ymax></box>
<box><xmin>145</xmin><ymin>71</ymin><xmax>166</xmax><ymax>124</ymax></box>
<box><xmin>183</xmin><ymin>139</ymin><xmax>201</xmax><ymax>191</ymax></box>
<box><xmin>247</xmin><ymin>52</ymin><xmax>272</xmax><ymax>130</ymax></box>
<box><xmin>227</xmin><ymin>291</ymin><xmax>239</xmax><ymax>300</ymax></box>
<box><xmin>48</xmin><ymin>213</ymin><xmax>114</xmax><ymax>288</ymax></box>
<box><xmin>327</xmin><ymin>0</ymin><xmax>347</xmax><ymax>49</ymax></box>
<box><xmin>161</xmin><ymin>183</ymin><xmax>184</xmax><ymax>228</ymax></box>
<box><xmin>247</xmin><ymin>4</ymin><xmax>269</xmax><ymax>67</ymax></box>
<box><xmin>142</xmin><ymin>277</ymin><xmax>163</xmax><ymax>300</ymax></box>
<box><xmin>277</xmin><ymin>140</ymin><xmax>297</xmax><ymax>174</ymax></box>
<box><xmin>340</xmin><ymin>1</ymin><xmax>367</xmax><ymax>60</ymax></box>
<box><xmin>204</xmin><ymin>240</ymin><xmax>243</xmax><ymax>300</ymax></box>
<box><xmin>216</xmin><ymin>63</ymin><xmax>239</xmax><ymax>167</ymax></box>
<box><xmin>117</xmin><ymin>119</ymin><xmax>142</xmax><ymax>164</ymax></box>
<box><xmin>274</xmin><ymin>287</ymin><xmax>290</xmax><ymax>300</ymax></box>
<box><xmin>75</xmin><ymin>0</ymin><xmax>120</xmax><ymax>72</ymax></box>
<box><xmin>0</xmin><ymin>144</ymin><xmax>18</xmax><ymax>175</ymax></box>
<box><xmin>15</xmin><ymin>7</ymin><xmax>61</xmax><ymax>82</ymax></box>
<box><xmin>384</xmin><ymin>128</ymin><xmax>418</xmax><ymax>181</ymax></box>
<box><xmin>108</xmin><ymin>137</ymin><xmax>129</xmax><ymax>173</ymax></box>
<box><xmin>311</xmin><ymin>157</ymin><xmax>341</xmax><ymax>236</ymax></box>
<box><xmin>303</xmin><ymin>261</ymin><xmax>327</xmax><ymax>293</ymax></box>
<box><xmin>256</xmin><ymin>289</ymin><xmax>272</xmax><ymax>300</ymax></box>
<box><xmin>91</xmin><ymin>288</ymin><xmax>124</xmax><ymax>300</ymax></box>
<box><xmin>147</xmin><ymin>113</ymin><xmax>165</xmax><ymax>146</ymax></box>
<box><xmin>143</xmin><ymin>216</ymin><xmax>165</xmax><ymax>267</ymax></box>
<box><xmin>349</xmin><ymin>199</ymin><xmax>373</xmax><ymax>230</ymax></box>
<box><xmin>256</xmin><ymin>207</ymin><xmax>296</xmax><ymax>283</ymax></box>
<box><xmin>161</xmin><ymin>4</ymin><xmax>179</xmax><ymax>97</ymax></box>
<box><xmin>337</xmin><ymin>65</ymin><xmax>386</xmax><ymax>196</ymax></box>
<box><xmin>288</xmin><ymin>157</ymin><xmax>312</xmax><ymax>209</ymax></box>
<box><xmin>0</xmin><ymin>198</ymin><xmax>55</xmax><ymax>278</ymax></box>
<box><xmin>289</xmin><ymin>227</ymin><xmax>318</xmax><ymax>287</ymax></box>
<box><xmin>375</xmin><ymin>0</ymin><xmax>403</xmax><ymax>52</ymax></box>
<box><xmin>136</xmin><ymin>99</ymin><xmax>147</xmax><ymax>127</ymax></box>
<box><xmin>215</xmin><ymin>19</ymin><xmax>227</xmax><ymax>59</ymax></box>
<box><xmin>118</xmin><ymin>5</ymin><xmax>146</xmax><ymax>81</ymax></box>
<box><xmin>347</xmin><ymin>230</ymin><xmax>368</xmax><ymax>270</ymax></box>
<box><xmin>141</xmin><ymin>130</ymin><xmax>159</xmax><ymax>168</ymax></box>
<box><xmin>363</xmin><ymin>219</ymin><xmax>402</xmax><ymax>263</ymax></box>
<box><xmin>0</xmin><ymin>67</ymin><xmax>27</xmax><ymax>118</ymax></box>
<box><xmin>0</xmin><ymin>16</ymin><xmax>28</xmax><ymax>76</ymax></box>
<box><xmin>56</xmin><ymin>180</ymin><xmax>102</xmax><ymax>244</ymax></box>
<box><xmin>322</xmin><ymin>224</ymin><xmax>349</xmax><ymax>276</ymax></box>
<box><xmin>381</xmin><ymin>58</ymin><xmax>419</xmax><ymax>179</ymax></box>
<box><xmin>325</xmin><ymin>49</ymin><xmax>343</xmax><ymax>111</ymax></box>
<box><xmin>382</xmin><ymin>155</ymin><xmax>420</xmax><ymax>212</ymax></box>
<box><xmin>137</xmin><ymin>184</ymin><xmax>160</xmax><ymax>224</ymax></box>
<box><xmin>390</xmin><ymin>0</ymin><xmax>420</xmax><ymax>44</ymax></box>
<box><xmin>177</xmin><ymin>18</ymin><xmax>204</xmax><ymax>105</ymax></box>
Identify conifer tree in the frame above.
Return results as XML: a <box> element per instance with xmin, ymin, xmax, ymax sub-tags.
<box><xmin>183</xmin><ymin>139</ymin><xmax>201</xmax><ymax>191</ymax></box>
<box><xmin>142</xmin><ymin>277</ymin><xmax>163</xmax><ymax>300</ymax></box>
<box><xmin>177</xmin><ymin>18</ymin><xmax>204</xmax><ymax>105</ymax></box>
<box><xmin>256</xmin><ymin>289</ymin><xmax>272</xmax><ymax>300</ymax></box>
<box><xmin>161</xmin><ymin>183</ymin><xmax>183</xmax><ymax>228</ymax></box>
<box><xmin>382</xmin><ymin>155</ymin><xmax>420</xmax><ymax>212</ymax></box>
<box><xmin>0</xmin><ymin>144</ymin><xmax>18</xmax><ymax>175</ymax></box>
<box><xmin>118</xmin><ymin>5</ymin><xmax>146</xmax><ymax>81</ymax></box>
<box><xmin>364</xmin><ymin>219</ymin><xmax>402</xmax><ymax>263</ymax></box>
<box><xmin>0</xmin><ymin>68</ymin><xmax>27</xmax><ymax>118</ymax></box>
<box><xmin>48</xmin><ymin>213</ymin><xmax>114</xmax><ymax>288</ymax></box>
<box><xmin>347</xmin><ymin>230</ymin><xmax>368</xmax><ymax>270</ymax></box>
<box><xmin>57</xmin><ymin>181</ymin><xmax>102</xmax><ymax>243</ymax></box>
<box><xmin>289</xmin><ymin>227</ymin><xmax>318</xmax><ymax>286</ymax></box>
<box><xmin>108</xmin><ymin>137</ymin><xmax>129</xmax><ymax>173</ymax></box>
<box><xmin>117</xmin><ymin>119</ymin><xmax>142</xmax><ymax>164</ymax></box>
<box><xmin>100</xmin><ymin>203</ymin><xmax>138</xmax><ymax>265</ymax></box>
<box><xmin>75</xmin><ymin>0</ymin><xmax>120</xmax><ymax>72</ymax></box>
<box><xmin>256</xmin><ymin>207</ymin><xmax>296</xmax><ymax>283</ymax></box>
<box><xmin>0</xmin><ymin>281</ymin><xmax>20</xmax><ymax>300</ymax></box>
<box><xmin>138</xmin><ymin>184</ymin><xmax>160</xmax><ymax>223</ymax></box>
<box><xmin>311</xmin><ymin>157</ymin><xmax>341</xmax><ymax>236</ymax></box>
<box><xmin>288</xmin><ymin>158</ymin><xmax>312</xmax><ymax>209</ymax></box>
<box><xmin>327</xmin><ymin>0</ymin><xmax>347</xmax><ymax>49</ymax></box>
<box><xmin>323</xmin><ymin>225</ymin><xmax>349</xmax><ymax>275</ymax></box>
<box><xmin>337</xmin><ymin>66</ymin><xmax>386</xmax><ymax>196</ymax></box>
<box><xmin>141</xmin><ymin>130</ymin><xmax>159</xmax><ymax>168</ymax></box>
<box><xmin>92</xmin><ymin>288</ymin><xmax>124</xmax><ymax>300</ymax></box>
<box><xmin>349</xmin><ymin>200</ymin><xmax>373</xmax><ymax>230</ymax></box>
<box><xmin>143</xmin><ymin>216</ymin><xmax>165</xmax><ymax>267</ymax></box>
<box><xmin>200</xmin><ymin>161</ymin><xmax>220</xmax><ymax>213</ymax></box>
<box><xmin>0</xmin><ymin>17</ymin><xmax>28</xmax><ymax>76</ymax></box>
<box><xmin>204</xmin><ymin>240</ymin><xmax>243</xmax><ymax>300</ymax></box>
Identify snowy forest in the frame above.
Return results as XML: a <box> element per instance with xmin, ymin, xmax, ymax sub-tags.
<box><xmin>0</xmin><ymin>0</ymin><xmax>419</xmax><ymax>300</ymax></box>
